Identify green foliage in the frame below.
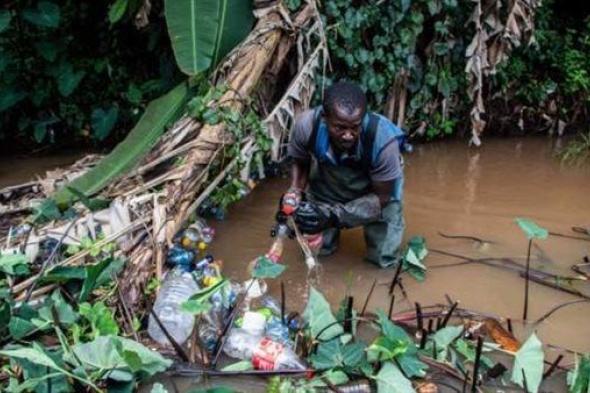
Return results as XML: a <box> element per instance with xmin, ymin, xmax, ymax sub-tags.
<box><xmin>511</xmin><ymin>333</ymin><xmax>545</xmax><ymax>393</ymax></box>
<box><xmin>187</xmin><ymin>83</ymin><xmax>271</xmax><ymax>212</ymax></box>
<box><xmin>78</xmin><ymin>301</ymin><xmax>120</xmax><ymax>339</ymax></box>
<box><xmin>374</xmin><ymin>362</ymin><xmax>415</xmax><ymax>393</ymax></box>
<box><xmin>164</xmin><ymin>0</ymin><xmax>254</xmax><ymax>75</ymax></box>
<box><xmin>251</xmin><ymin>256</ymin><xmax>287</xmax><ymax>279</ymax></box>
<box><xmin>303</xmin><ymin>286</ymin><xmax>343</xmax><ymax>341</ymax></box>
<box><xmin>0</xmin><ymin>253</ymin><xmax>30</xmax><ymax>276</ymax></box>
<box><xmin>0</xmin><ymin>0</ymin><xmax>181</xmax><ymax>147</ymax></box>
<box><xmin>568</xmin><ymin>354</ymin><xmax>590</xmax><ymax>393</ymax></box>
<box><xmin>560</xmin><ymin>131</ymin><xmax>590</xmax><ymax>165</ymax></box>
<box><xmin>495</xmin><ymin>1</ymin><xmax>590</xmax><ymax>131</ymax></box>
<box><xmin>321</xmin><ymin>0</ymin><xmax>466</xmax><ymax>137</ymax></box>
<box><xmin>515</xmin><ymin>218</ymin><xmax>548</xmax><ymax>240</ymax></box>
<box><xmin>402</xmin><ymin>236</ymin><xmax>428</xmax><ymax>281</ymax></box>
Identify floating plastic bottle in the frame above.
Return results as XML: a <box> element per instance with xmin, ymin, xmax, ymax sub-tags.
<box><xmin>224</xmin><ymin>330</ymin><xmax>306</xmax><ymax>371</ymax></box>
<box><xmin>166</xmin><ymin>244</ymin><xmax>195</xmax><ymax>271</ymax></box>
<box><xmin>148</xmin><ymin>267</ymin><xmax>199</xmax><ymax>346</ymax></box>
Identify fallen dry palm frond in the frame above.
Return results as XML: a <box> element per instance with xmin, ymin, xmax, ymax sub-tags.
<box><xmin>465</xmin><ymin>0</ymin><xmax>541</xmax><ymax>146</ymax></box>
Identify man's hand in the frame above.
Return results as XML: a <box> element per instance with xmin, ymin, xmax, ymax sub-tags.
<box><xmin>294</xmin><ymin>201</ymin><xmax>336</xmax><ymax>234</ymax></box>
<box><xmin>280</xmin><ymin>188</ymin><xmax>303</xmax><ymax>216</ymax></box>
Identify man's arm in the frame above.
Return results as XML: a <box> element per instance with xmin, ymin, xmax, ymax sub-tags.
<box><xmin>290</xmin><ymin>158</ymin><xmax>310</xmax><ymax>192</ymax></box>
<box><xmin>371</xmin><ymin>180</ymin><xmax>395</xmax><ymax>207</ymax></box>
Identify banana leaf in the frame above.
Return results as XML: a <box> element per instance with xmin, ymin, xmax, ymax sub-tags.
<box><xmin>52</xmin><ymin>81</ymin><xmax>189</xmax><ymax>208</ymax></box>
<box><xmin>165</xmin><ymin>0</ymin><xmax>254</xmax><ymax>75</ymax></box>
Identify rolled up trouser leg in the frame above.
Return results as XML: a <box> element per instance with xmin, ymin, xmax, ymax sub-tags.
<box><xmin>318</xmin><ymin>227</ymin><xmax>340</xmax><ymax>257</ymax></box>
<box><xmin>363</xmin><ymin>200</ymin><xmax>405</xmax><ymax>268</ymax></box>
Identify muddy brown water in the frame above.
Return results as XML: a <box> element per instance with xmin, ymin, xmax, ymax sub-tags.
<box><xmin>210</xmin><ymin>137</ymin><xmax>590</xmax><ymax>353</ymax></box>
<box><xmin>2</xmin><ymin>138</ymin><xmax>589</xmax><ymax>392</ymax></box>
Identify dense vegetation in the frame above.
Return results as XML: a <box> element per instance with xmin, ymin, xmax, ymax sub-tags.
<box><xmin>0</xmin><ymin>1</ymin><xmax>181</xmax><ymax>150</ymax></box>
<box><xmin>1</xmin><ymin>0</ymin><xmax>589</xmax><ymax>149</ymax></box>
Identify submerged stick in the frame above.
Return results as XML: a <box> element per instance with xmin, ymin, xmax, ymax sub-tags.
<box><xmin>471</xmin><ymin>336</ymin><xmax>484</xmax><ymax>393</ymax></box>
<box><xmin>523</xmin><ymin>239</ymin><xmax>532</xmax><ymax>321</ymax></box>
<box><xmin>149</xmin><ymin>307</ymin><xmax>190</xmax><ymax>362</ymax></box>
<box><xmin>388</xmin><ymin>294</ymin><xmax>395</xmax><ymax>319</ymax></box>
<box><xmin>415</xmin><ymin>302</ymin><xmax>424</xmax><ymax>332</ymax></box>
<box><xmin>439</xmin><ymin>231</ymin><xmax>495</xmax><ymax>244</ymax></box>
<box><xmin>542</xmin><ymin>355</ymin><xmax>564</xmax><ymax>380</ymax></box>
<box><xmin>549</xmin><ymin>231</ymin><xmax>590</xmax><ymax>242</ymax></box>
<box><xmin>533</xmin><ymin>299</ymin><xmax>590</xmax><ymax>325</ymax></box>
<box><xmin>211</xmin><ymin>279</ymin><xmax>254</xmax><ymax>367</ymax></box>
<box><xmin>344</xmin><ymin>296</ymin><xmax>354</xmax><ymax>333</ymax></box>
<box><xmin>23</xmin><ymin>220</ymin><xmax>76</xmax><ymax>304</ymax></box>
<box><xmin>441</xmin><ymin>302</ymin><xmax>459</xmax><ymax>328</ymax></box>
<box><xmin>360</xmin><ymin>278</ymin><xmax>377</xmax><ymax>316</ymax></box>
<box><xmin>389</xmin><ymin>260</ymin><xmax>404</xmax><ymax>295</ymax></box>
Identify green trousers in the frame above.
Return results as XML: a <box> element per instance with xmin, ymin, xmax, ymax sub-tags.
<box><xmin>308</xmin><ymin>159</ymin><xmax>405</xmax><ymax>268</ymax></box>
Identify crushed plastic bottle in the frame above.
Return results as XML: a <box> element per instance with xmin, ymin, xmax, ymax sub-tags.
<box><xmin>265</xmin><ymin>315</ymin><xmax>291</xmax><ymax>346</ymax></box>
<box><xmin>224</xmin><ymin>330</ymin><xmax>306</xmax><ymax>371</ymax></box>
<box><xmin>166</xmin><ymin>244</ymin><xmax>195</xmax><ymax>271</ymax></box>
<box><xmin>148</xmin><ymin>267</ymin><xmax>200</xmax><ymax>346</ymax></box>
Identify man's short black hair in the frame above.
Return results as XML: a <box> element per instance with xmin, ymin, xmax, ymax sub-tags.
<box><xmin>323</xmin><ymin>81</ymin><xmax>367</xmax><ymax>117</ymax></box>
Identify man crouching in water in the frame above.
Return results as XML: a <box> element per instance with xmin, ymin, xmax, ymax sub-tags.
<box><xmin>279</xmin><ymin>81</ymin><xmax>406</xmax><ymax>268</ymax></box>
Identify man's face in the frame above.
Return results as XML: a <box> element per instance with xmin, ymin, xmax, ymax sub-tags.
<box><xmin>325</xmin><ymin>104</ymin><xmax>364</xmax><ymax>152</ymax></box>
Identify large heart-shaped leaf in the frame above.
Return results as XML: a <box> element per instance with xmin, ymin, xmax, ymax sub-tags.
<box><xmin>568</xmin><ymin>354</ymin><xmax>590</xmax><ymax>393</ymax></box>
<box><xmin>303</xmin><ymin>286</ymin><xmax>343</xmax><ymax>341</ymax></box>
<box><xmin>91</xmin><ymin>106</ymin><xmax>119</xmax><ymax>141</ymax></box>
<box><xmin>0</xmin><ymin>88</ymin><xmax>27</xmax><ymax>112</ymax></box>
<box><xmin>23</xmin><ymin>2</ymin><xmax>60</xmax><ymax>28</ymax></box>
<box><xmin>511</xmin><ymin>333</ymin><xmax>544</xmax><ymax>393</ymax></box>
<box><xmin>515</xmin><ymin>218</ymin><xmax>548</xmax><ymax>240</ymax></box>
<box><xmin>375</xmin><ymin>362</ymin><xmax>416</xmax><ymax>393</ymax></box>
<box><xmin>0</xmin><ymin>10</ymin><xmax>12</xmax><ymax>33</ymax></box>
<box><xmin>165</xmin><ymin>0</ymin><xmax>254</xmax><ymax>75</ymax></box>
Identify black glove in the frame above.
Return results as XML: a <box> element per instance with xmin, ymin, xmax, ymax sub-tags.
<box><xmin>295</xmin><ymin>194</ymin><xmax>383</xmax><ymax>234</ymax></box>
<box><xmin>294</xmin><ymin>200</ymin><xmax>337</xmax><ymax>234</ymax></box>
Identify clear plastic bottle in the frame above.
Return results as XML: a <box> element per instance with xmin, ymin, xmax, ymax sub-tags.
<box><xmin>224</xmin><ymin>330</ymin><xmax>306</xmax><ymax>371</ymax></box>
<box><xmin>148</xmin><ymin>267</ymin><xmax>200</xmax><ymax>346</ymax></box>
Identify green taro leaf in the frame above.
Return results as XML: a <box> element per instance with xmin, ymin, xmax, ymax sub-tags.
<box><xmin>109</xmin><ymin>0</ymin><xmax>129</xmax><ymax>24</ymax></box>
<box><xmin>35</xmin><ymin>41</ymin><xmax>58</xmax><ymax>61</ymax></box>
<box><xmin>0</xmin><ymin>253</ymin><xmax>29</xmax><ymax>275</ymax></box>
<box><xmin>430</xmin><ymin>325</ymin><xmax>463</xmax><ymax>361</ymax></box>
<box><xmin>511</xmin><ymin>333</ymin><xmax>544</xmax><ymax>393</ymax></box>
<box><xmin>0</xmin><ymin>10</ymin><xmax>12</xmax><ymax>33</ymax></box>
<box><xmin>79</xmin><ymin>301</ymin><xmax>120</xmax><ymax>337</ymax></box>
<box><xmin>23</xmin><ymin>2</ymin><xmax>60</xmax><ymax>28</ymax></box>
<box><xmin>0</xmin><ymin>343</ymin><xmax>68</xmax><ymax>375</ymax></box>
<box><xmin>568</xmin><ymin>354</ymin><xmax>590</xmax><ymax>393</ymax></box>
<box><xmin>515</xmin><ymin>218</ymin><xmax>548</xmax><ymax>240</ymax></box>
<box><xmin>52</xmin><ymin>82</ymin><xmax>188</xmax><ymax>208</ymax></box>
<box><xmin>91</xmin><ymin>106</ymin><xmax>119</xmax><ymax>141</ymax></box>
<box><xmin>70</xmin><ymin>335</ymin><xmax>171</xmax><ymax>376</ymax></box>
<box><xmin>303</xmin><ymin>286</ymin><xmax>344</xmax><ymax>341</ymax></box>
<box><xmin>0</xmin><ymin>89</ymin><xmax>27</xmax><ymax>112</ymax></box>
<box><xmin>56</xmin><ymin>64</ymin><xmax>85</xmax><ymax>97</ymax></box>
<box><xmin>221</xmin><ymin>360</ymin><xmax>253</xmax><ymax>372</ymax></box>
<box><xmin>375</xmin><ymin>362</ymin><xmax>416</xmax><ymax>393</ymax></box>
<box><xmin>165</xmin><ymin>0</ymin><xmax>254</xmax><ymax>75</ymax></box>
<box><xmin>251</xmin><ymin>256</ymin><xmax>286</xmax><ymax>279</ymax></box>
<box><xmin>79</xmin><ymin>257</ymin><xmax>116</xmax><ymax>301</ymax></box>
<box><xmin>9</xmin><ymin>316</ymin><xmax>37</xmax><ymax>339</ymax></box>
